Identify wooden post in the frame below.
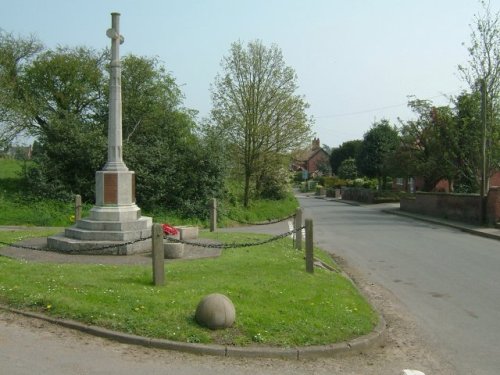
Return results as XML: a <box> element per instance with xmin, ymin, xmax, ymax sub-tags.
<box><xmin>75</xmin><ymin>194</ymin><xmax>82</xmax><ymax>221</ymax></box>
<box><xmin>210</xmin><ymin>198</ymin><xmax>217</xmax><ymax>232</ymax></box>
<box><xmin>152</xmin><ymin>223</ymin><xmax>165</xmax><ymax>286</ymax></box>
<box><xmin>295</xmin><ymin>207</ymin><xmax>303</xmax><ymax>250</ymax></box>
<box><xmin>305</xmin><ymin>219</ymin><xmax>314</xmax><ymax>274</ymax></box>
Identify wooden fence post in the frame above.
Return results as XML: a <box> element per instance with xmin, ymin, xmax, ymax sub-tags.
<box><xmin>210</xmin><ymin>198</ymin><xmax>217</xmax><ymax>232</ymax></box>
<box><xmin>75</xmin><ymin>194</ymin><xmax>82</xmax><ymax>221</ymax></box>
<box><xmin>295</xmin><ymin>207</ymin><xmax>303</xmax><ymax>250</ymax></box>
<box><xmin>152</xmin><ymin>223</ymin><xmax>165</xmax><ymax>286</ymax></box>
<box><xmin>305</xmin><ymin>219</ymin><xmax>314</xmax><ymax>273</ymax></box>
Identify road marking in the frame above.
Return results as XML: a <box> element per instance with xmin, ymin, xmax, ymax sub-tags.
<box><xmin>288</xmin><ymin>220</ymin><xmax>305</xmax><ymax>239</ymax></box>
<box><xmin>288</xmin><ymin>220</ymin><xmax>294</xmax><ymax>238</ymax></box>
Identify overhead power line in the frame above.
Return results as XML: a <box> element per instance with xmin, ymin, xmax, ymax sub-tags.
<box><xmin>316</xmin><ymin>93</ymin><xmax>450</xmax><ymax>119</ymax></box>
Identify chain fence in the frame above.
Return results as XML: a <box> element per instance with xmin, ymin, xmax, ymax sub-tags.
<box><xmin>164</xmin><ymin>225</ymin><xmax>305</xmax><ymax>249</ymax></box>
<box><xmin>0</xmin><ymin>224</ymin><xmax>305</xmax><ymax>254</ymax></box>
<box><xmin>217</xmin><ymin>209</ymin><xmax>296</xmax><ymax>226</ymax></box>
<box><xmin>0</xmin><ymin>236</ymin><xmax>152</xmax><ymax>255</ymax></box>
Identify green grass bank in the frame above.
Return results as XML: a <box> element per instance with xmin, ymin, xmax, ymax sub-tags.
<box><xmin>0</xmin><ymin>230</ymin><xmax>378</xmax><ymax>347</ymax></box>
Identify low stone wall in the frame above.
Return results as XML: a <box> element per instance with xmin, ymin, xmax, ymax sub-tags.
<box><xmin>401</xmin><ymin>192</ymin><xmax>482</xmax><ymax>224</ymax></box>
<box><xmin>341</xmin><ymin>188</ymin><xmax>374</xmax><ymax>203</ymax></box>
<box><xmin>325</xmin><ymin>188</ymin><xmax>342</xmax><ymax>199</ymax></box>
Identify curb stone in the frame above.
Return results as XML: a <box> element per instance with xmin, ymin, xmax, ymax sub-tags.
<box><xmin>0</xmin><ymin>304</ymin><xmax>386</xmax><ymax>359</ymax></box>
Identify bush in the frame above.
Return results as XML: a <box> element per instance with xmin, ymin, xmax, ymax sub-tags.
<box><xmin>323</xmin><ymin>176</ymin><xmax>347</xmax><ymax>189</ymax></box>
<box><xmin>293</xmin><ymin>171</ymin><xmax>304</xmax><ymax>183</ymax></box>
<box><xmin>373</xmin><ymin>190</ymin><xmax>408</xmax><ymax>203</ymax></box>
<box><xmin>258</xmin><ymin>168</ymin><xmax>291</xmax><ymax>201</ymax></box>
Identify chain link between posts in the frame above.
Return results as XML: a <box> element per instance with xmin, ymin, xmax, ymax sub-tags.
<box><xmin>0</xmin><ymin>236</ymin><xmax>152</xmax><ymax>255</ymax></box>
<box><xmin>164</xmin><ymin>225</ymin><xmax>305</xmax><ymax>249</ymax></box>
<box><xmin>217</xmin><ymin>209</ymin><xmax>296</xmax><ymax>226</ymax></box>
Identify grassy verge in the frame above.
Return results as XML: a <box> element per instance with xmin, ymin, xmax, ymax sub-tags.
<box><xmin>220</xmin><ymin>193</ymin><xmax>298</xmax><ymax>226</ymax></box>
<box><xmin>0</xmin><ymin>158</ymin><xmax>298</xmax><ymax>228</ymax></box>
<box><xmin>0</xmin><ymin>230</ymin><xmax>377</xmax><ymax>347</ymax></box>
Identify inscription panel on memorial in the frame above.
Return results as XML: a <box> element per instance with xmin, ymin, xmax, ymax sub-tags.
<box><xmin>104</xmin><ymin>173</ymin><xmax>118</xmax><ymax>204</ymax></box>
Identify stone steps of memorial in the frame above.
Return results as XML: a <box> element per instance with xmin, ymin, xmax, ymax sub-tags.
<box><xmin>76</xmin><ymin>217</ymin><xmax>151</xmax><ymax>232</ymax></box>
<box><xmin>47</xmin><ymin>233</ymin><xmax>151</xmax><ymax>255</ymax></box>
<box><xmin>64</xmin><ymin>227</ymin><xmax>151</xmax><ymax>242</ymax></box>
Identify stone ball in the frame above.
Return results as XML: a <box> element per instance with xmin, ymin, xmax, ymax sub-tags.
<box><xmin>195</xmin><ymin>293</ymin><xmax>236</xmax><ymax>330</ymax></box>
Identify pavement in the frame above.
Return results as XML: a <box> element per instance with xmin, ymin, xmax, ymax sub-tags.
<box><xmin>1</xmin><ymin>197</ymin><xmax>498</xmax><ymax>361</ymax></box>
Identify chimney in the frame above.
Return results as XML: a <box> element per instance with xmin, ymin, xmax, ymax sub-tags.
<box><xmin>312</xmin><ymin>138</ymin><xmax>320</xmax><ymax>150</ymax></box>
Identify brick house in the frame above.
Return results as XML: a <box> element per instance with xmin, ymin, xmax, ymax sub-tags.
<box><xmin>292</xmin><ymin>138</ymin><xmax>331</xmax><ymax>178</ymax></box>
<box><xmin>394</xmin><ymin>171</ymin><xmax>500</xmax><ymax>192</ymax></box>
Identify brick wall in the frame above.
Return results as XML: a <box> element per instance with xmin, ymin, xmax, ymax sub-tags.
<box><xmin>487</xmin><ymin>187</ymin><xmax>500</xmax><ymax>226</ymax></box>
<box><xmin>491</xmin><ymin>171</ymin><xmax>500</xmax><ymax>187</ymax></box>
<box><xmin>401</xmin><ymin>192</ymin><xmax>482</xmax><ymax>224</ymax></box>
<box><xmin>401</xmin><ymin>189</ymin><xmax>500</xmax><ymax>226</ymax></box>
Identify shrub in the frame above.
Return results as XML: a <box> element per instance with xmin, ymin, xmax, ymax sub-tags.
<box><xmin>323</xmin><ymin>176</ymin><xmax>347</xmax><ymax>188</ymax></box>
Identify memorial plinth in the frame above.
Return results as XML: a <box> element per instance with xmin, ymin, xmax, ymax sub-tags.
<box><xmin>48</xmin><ymin>12</ymin><xmax>152</xmax><ymax>255</ymax></box>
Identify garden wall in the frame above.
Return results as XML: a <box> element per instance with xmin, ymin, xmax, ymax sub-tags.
<box><xmin>487</xmin><ymin>187</ymin><xmax>500</xmax><ymax>226</ymax></box>
<box><xmin>341</xmin><ymin>188</ymin><xmax>374</xmax><ymax>204</ymax></box>
<box><xmin>400</xmin><ymin>190</ymin><xmax>500</xmax><ymax>226</ymax></box>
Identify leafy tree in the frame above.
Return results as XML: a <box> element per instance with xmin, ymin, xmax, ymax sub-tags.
<box><xmin>0</xmin><ymin>42</ymin><xmax>108</xmax><ymax>199</ymax></box>
<box><xmin>115</xmin><ymin>54</ymin><xmax>226</xmax><ymax>216</ymax></box>
<box><xmin>211</xmin><ymin>40</ymin><xmax>312</xmax><ymax>207</ymax></box>
<box><xmin>0</xmin><ymin>33</ymin><xmax>225</xmax><ymax>217</ymax></box>
<box><xmin>458</xmin><ymin>0</ymin><xmax>500</xmax><ymax>191</ymax></box>
<box><xmin>395</xmin><ymin>97</ymin><xmax>482</xmax><ymax>192</ymax></box>
<box><xmin>337</xmin><ymin>157</ymin><xmax>358</xmax><ymax>180</ymax></box>
<box><xmin>0</xmin><ymin>30</ymin><xmax>44</xmax><ymax>143</ymax></box>
<box><xmin>452</xmin><ymin>91</ymin><xmax>482</xmax><ymax>192</ymax></box>
<box><xmin>396</xmin><ymin>99</ymin><xmax>456</xmax><ymax>191</ymax></box>
<box><xmin>357</xmin><ymin>119</ymin><xmax>399</xmax><ymax>189</ymax></box>
<box><xmin>321</xmin><ymin>143</ymin><xmax>332</xmax><ymax>155</ymax></box>
<box><xmin>330</xmin><ymin>140</ymin><xmax>362</xmax><ymax>175</ymax></box>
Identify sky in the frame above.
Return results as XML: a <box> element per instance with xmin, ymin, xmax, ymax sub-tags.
<box><xmin>1</xmin><ymin>0</ymin><xmax>497</xmax><ymax>148</ymax></box>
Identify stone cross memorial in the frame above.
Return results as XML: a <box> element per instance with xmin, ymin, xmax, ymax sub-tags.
<box><xmin>48</xmin><ymin>13</ymin><xmax>152</xmax><ymax>254</ymax></box>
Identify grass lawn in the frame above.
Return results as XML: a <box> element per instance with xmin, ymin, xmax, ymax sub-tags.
<box><xmin>0</xmin><ymin>230</ymin><xmax>378</xmax><ymax>347</ymax></box>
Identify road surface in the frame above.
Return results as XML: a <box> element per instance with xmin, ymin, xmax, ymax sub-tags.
<box><xmin>298</xmin><ymin>196</ymin><xmax>500</xmax><ymax>375</ymax></box>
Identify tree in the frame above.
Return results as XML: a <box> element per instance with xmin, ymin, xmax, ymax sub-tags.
<box><xmin>452</xmin><ymin>91</ymin><xmax>482</xmax><ymax>192</ymax></box>
<box><xmin>357</xmin><ymin>120</ymin><xmax>399</xmax><ymax>189</ymax></box>
<box><xmin>458</xmin><ymin>0</ymin><xmax>500</xmax><ymax>195</ymax></box>
<box><xmin>0</xmin><ymin>30</ymin><xmax>44</xmax><ymax>143</ymax></box>
<box><xmin>211</xmin><ymin>40</ymin><xmax>312</xmax><ymax>207</ymax></box>
<box><xmin>119</xmin><ymin>55</ymin><xmax>226</xmax><ymax>215</ymax></box>
<box><xmin>396</xmin><ymin>99</ymin><xmax>457</xmax><ymax>191</ymax></box>
<box><xmin>0</xmin><ymin>42</ymin><xmax>109</xmax><ymax>199</ymax></box>
<box><xmin>330</xmin><ymin>140</ymin><xmax>362</xmax><ymax>175</ymax></box>
<box><xmin>0</xmin><ymin>32</ymin><xmax>226</xmax><ymax>216</ymax></box>
<box><xmin>337</xmin><ymin>157</ymin><xmax>358</xmax><ymax>180</ymax></box>
<box><xmin>395</xmin><ymin>97</ymin><xmax>483</xmax><ymax>192</ymax></box>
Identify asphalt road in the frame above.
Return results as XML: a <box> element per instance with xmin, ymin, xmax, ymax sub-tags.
<box><xmin>298</xmin><ymin>196</ymin><xmax>500</xmax><ymax>375</ymax></box>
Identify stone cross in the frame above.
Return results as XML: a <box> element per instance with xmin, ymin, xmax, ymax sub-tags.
<box><xmin>46</xmin><ymin>12</ymin><xmax>153</xmax><ymax>256</ymax></box>
<box><xmin>104</xmin><ymin>12</ymin><xmax>127</xmax><ymax>172</ymax></box>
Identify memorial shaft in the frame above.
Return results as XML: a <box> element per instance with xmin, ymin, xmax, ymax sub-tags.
<box><xmin>105</xmin><ymin>12</ymin><xmax>127</xmax><ymax>171</ymax></box>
